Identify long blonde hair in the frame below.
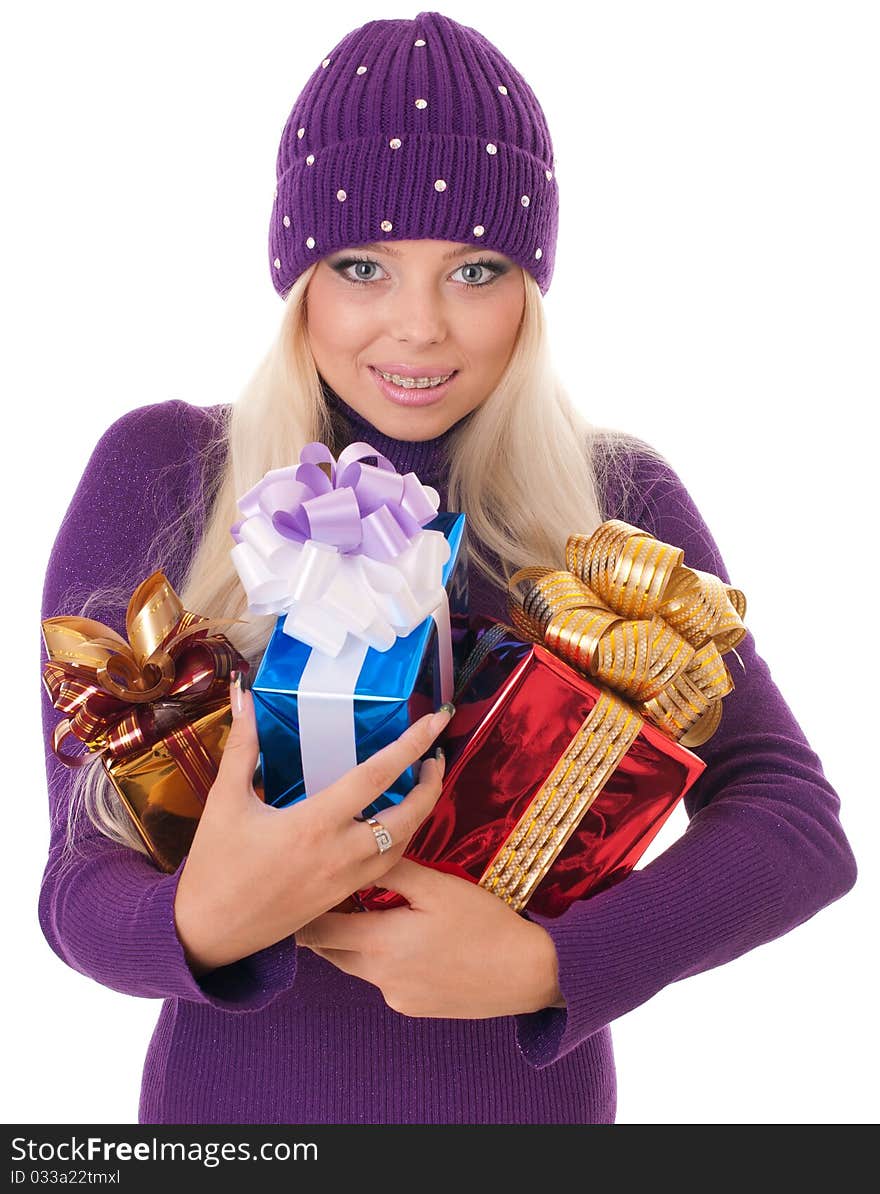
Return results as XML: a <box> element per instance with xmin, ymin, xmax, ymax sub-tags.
<box><xmin>56</xmin><ymin>263</ymin><xmax>667</xmax><ymax>864</ymax></box>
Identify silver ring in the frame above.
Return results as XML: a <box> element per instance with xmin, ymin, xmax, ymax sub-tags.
<box><xmin>365</xmin><ymin>816</ymin><xmax>393</xmax><ymax>854</ymax></box>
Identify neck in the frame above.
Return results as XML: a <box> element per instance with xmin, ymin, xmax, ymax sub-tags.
<box><xmin>321</xmin><ymin>379</ymin><xmax>462</xmax><ymax>483</ymax></box>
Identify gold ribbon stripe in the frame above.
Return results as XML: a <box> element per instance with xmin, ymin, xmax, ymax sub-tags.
<box><xmin>478</xmin><ymin>692</ymin><xmax>641</xmax><ymax>909</ymax></box>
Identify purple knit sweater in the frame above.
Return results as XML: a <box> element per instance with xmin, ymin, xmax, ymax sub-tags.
<box><xmin>38</xmin><ymin>393</ymin><xmax>857</xmax><ymax>1124</ymax></box>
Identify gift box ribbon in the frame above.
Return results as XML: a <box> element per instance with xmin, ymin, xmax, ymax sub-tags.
<box><xmin>42</xmin><ymin>571</ymin><xmax>246</xmax><ymax>802</ymax></box>
<box><xmin>477</xmin><ymin>518</ymin><xmax>748</xmax><ymax>909</ymax></box>
<box><xmin>230</xmin><ymin>440</ymin><xmax>454</xmax><ymax>796</ymax></box>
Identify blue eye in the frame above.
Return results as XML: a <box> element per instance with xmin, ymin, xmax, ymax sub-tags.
<box><xmin>331</xmin><ymin>255</ymin><xmax>507</xmax><ymax>288</ymax></box>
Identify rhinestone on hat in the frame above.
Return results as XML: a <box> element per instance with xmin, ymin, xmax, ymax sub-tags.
<box><xmin>473</xmin><ymin>225</ymin><xmax>485</xmax><ymax>236</ymax></box>
<box><xmin>306</xmin><ymin>154</ymin><xmax>315</xmax><ymax>166</ymax></box>
<box><xmin>415</xmin><ymin>98</ymin><xmax>427</xmax><ymax>109</ymax></box>
<box><xmin>434</xmin><ymin>179</ymin><xmax>447</xmax><ymax>192</ymax></box>
<box><xmin>273</xmin><ymin>257</ymin><xmax>281</xmax><ymax>269</ymax></box>
<box><xmin>356</xmin><ymin>65</ymin><xmax>367</xmax><ymax>75</ymax></box>
<box><xmin>521</xmin><ymin>195</ymin><xmax>530</xmax><ymax>207</ymax></box>
<box><xmin>321</xmin><ymin>58</ymin><xmax>330</xmax><ymax>68</ymax></box>
<box><xmin>306</xmin><ymin>236</ymin><xmax>316</xmax><ymax>249</ymax></box>
<box><xmin>297</xmin><ymin>128</ymin><xmax>305</xmax><ymax>139</ymax></box>
<box><xmin>336</xmin><ymin>189</ymin><xmax>347</xmax><ymax>201</ymax></box>
<box><xmin>486</xmin><ymin>143</ymin><xmax>497</xmax><ymax>155</ymax></box>
<box><xmin>414</xmin><ymin>38</ymin><xmax>426</xmax><ymax>46</ymax></box>
<box><xmin>380</xmin><ymin>220</ymin><xmax>393</xmax><ymax>232</ymax></box>
<box><xmin>282</xmin><ymin>215</ymin><xmax>291</xmax><ymax>227</ymax></box>
<box><xmin>498</xmin><ymin>84</ymin><xmax>508</xmax><ymax>95</ymax></box>
<box><xmin>389</xmin><ymin>138</ymin><xmax>401</xmax><ymax>149</ymax></box>
<box><xmin>535</xmin><ymin>248</ymin><xmax>543</xmax><ymax>259</ymax></box>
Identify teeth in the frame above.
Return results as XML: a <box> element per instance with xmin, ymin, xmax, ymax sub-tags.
<box><xmin>375</xmin><ymin>368</ymin><xmax>453</xmax><ymax>388</ymax></box>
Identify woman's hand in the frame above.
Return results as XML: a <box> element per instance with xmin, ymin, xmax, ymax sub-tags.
<box><xmin>295</xmin><ymin>857</ymin><xmax>565</xmax><ymax>1018</ymax></box>
<box><xmin>173</xmin><ymin>674</ymin><xmax>453</xmax><ymax>977</ymax></box>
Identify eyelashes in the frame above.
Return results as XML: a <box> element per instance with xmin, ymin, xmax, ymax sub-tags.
<box><xmin>331</xmin><ymin>254</ymin><xmax>507</xmax><ymax>289</ymax></box>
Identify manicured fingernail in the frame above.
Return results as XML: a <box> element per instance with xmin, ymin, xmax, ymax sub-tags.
<box><xmin>434</xmin><ymin>744</ymin><xmax>446</xmax><ymax>777</ymax></box>
<box><xmin>429</xmin><ymin>702</ymin><xmax>455</xmax><ymax>733</ymax></box>
<box><xmin>230</xmin><ymin>670</ymin><xmax>244</xmax><ymax>717</ymax></box>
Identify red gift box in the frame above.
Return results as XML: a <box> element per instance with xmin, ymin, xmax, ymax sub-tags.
<box><xmin>355</xmin><ymin>519</ymin><xmax>747</xmax><ymax>918</ymax></box>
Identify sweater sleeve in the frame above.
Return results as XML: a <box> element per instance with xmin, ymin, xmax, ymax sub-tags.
<box><xmin>37</xmin><ymin>400</ymin><xmax>299</xmax><ymax>1012</ymax></box>
<box><xmin>514</xmin><ymin>447</ymin><xmax>858</xmax><ymax>1066</ymax></box>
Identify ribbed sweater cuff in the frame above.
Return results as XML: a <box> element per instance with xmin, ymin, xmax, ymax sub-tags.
<box><xmin>513</xmin><ymin>810</ymin><xmax>785</xmax><ymax>1067</ymax></box>
<box><xmin>156</xmin><ymin>860</ymin><xmax>300</xmax><ymax>1012</ymax></box>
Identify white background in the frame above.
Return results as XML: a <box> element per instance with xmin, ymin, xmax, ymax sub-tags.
<box><xmin>4</xmin><ymin>1</ymin><xmax>877</xmax><ymax>1125</ymax></box>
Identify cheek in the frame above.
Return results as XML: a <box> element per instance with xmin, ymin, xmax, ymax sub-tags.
<box><xmin>468</xmin><ymin>283</ymin><xmax>523</xmax><ymax>346</ymax></box>
<box><xmin>307</xmin><ymin>276</ymin><xmax>372</xmax><ymax>350</ymax></box>
<box><xmin>310</xmin><ymin>302</ymin><xmax>359</xmax><ymax>349</ymax></box>
<box><xmin>463</xmin><ymin>298</ymin><xmax>522</xmax><ymax>370</ymax></box>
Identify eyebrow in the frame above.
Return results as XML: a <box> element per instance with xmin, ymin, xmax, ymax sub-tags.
<box><xmin>349</xmin><ymin>242</ymin><xmax>491</xmax><ymax>261</ymax></box>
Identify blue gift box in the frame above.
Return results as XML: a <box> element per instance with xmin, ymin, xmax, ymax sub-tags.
<box><xmin>251</xmin><ymin>512</ymin><xmax>470</xmax><ymax>820</ymax></box>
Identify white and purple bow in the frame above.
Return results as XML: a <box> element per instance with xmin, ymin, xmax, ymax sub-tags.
<box><xmin>230</xmin><ymin>440</ymin><xmax>450</xmax><ymax>657</ymax></box>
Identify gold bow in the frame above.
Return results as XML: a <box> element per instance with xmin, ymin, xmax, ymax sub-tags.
<box><xmin>42</xmin><ymin>570</ymin><xmax>246</xmax><ymax>764</ymax></box>
<box><xmin>506</xmin><ymin>519</ymin><xmax>747</xmax><ymax>748</ymax></box>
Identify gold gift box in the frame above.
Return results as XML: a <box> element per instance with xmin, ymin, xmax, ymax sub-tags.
<box><xmin>104</xmin><ymin>701</ymin><xmax>234</xmax><ymax>874</ymax></box>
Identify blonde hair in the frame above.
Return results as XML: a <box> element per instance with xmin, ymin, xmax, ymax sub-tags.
<box><xmin>57</xmin><ymin>264</ymin><xmax>667</xmax><ymax>865</ymax></box>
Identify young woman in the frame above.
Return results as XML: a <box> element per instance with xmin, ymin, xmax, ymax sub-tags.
<box><xmin>39</xmin><ymin>11</ymin><xmax>857</xmax><ymax>1124</ymax></box>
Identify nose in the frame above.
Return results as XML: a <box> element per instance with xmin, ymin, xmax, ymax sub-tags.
<box><xmin>387</xmin><ymin>281</ymin><xmax>448</xmax><ymax>345</ymax></box>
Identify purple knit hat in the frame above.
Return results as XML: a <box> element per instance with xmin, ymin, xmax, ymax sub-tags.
<box><xmin>269</xmin><ymin>10</ymin><xmax>559</xmax><ymax>299</ymax></box>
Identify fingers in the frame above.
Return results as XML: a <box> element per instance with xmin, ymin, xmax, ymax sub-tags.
<box><xmin>321</xmin><ymin>704</ymin><xmax>455</xmax><ymax>820</ymax></box>
<box><xmin>297</xmin><ymin>909</ymin><xmax>387</xmax><ymax>952</ymax></box>
<box><xmin>364</xmin><ymin>750</ymin><xmax>446</xmax><ymax>853</ymax></box>
<box><xmin>211</xmin><ymin>671</ymin><xmax>260</xmax><ymax>803</ymax></box>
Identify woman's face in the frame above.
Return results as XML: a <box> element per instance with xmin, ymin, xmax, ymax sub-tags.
<box><xmin>304</xmin><ymin>239</ymin><xmax>525</xmax><ymax>440</ymax></box>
